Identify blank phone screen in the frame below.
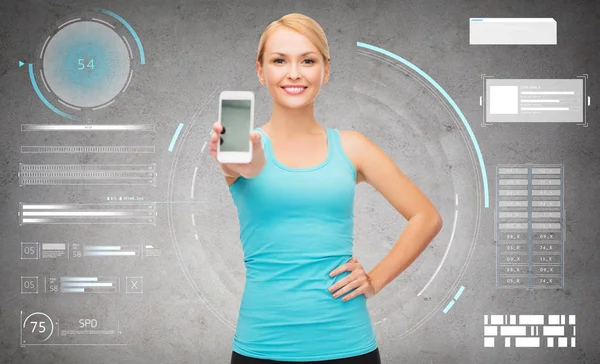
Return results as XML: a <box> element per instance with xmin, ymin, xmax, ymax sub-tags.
<box><xmin>220</xmin><ymin>99</ymin><xmax>251</xmax><ymax>152</ymax></box>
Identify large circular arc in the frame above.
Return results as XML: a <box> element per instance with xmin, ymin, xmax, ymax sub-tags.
<box><xmin>356</xmin><ymin>42</ymin><xmax>489</xmax><ymax>209</ymax></box>
<box><xmin>166</xmin><ymin>88</ymin><xmax>237</xmax><ymax>331</ymax></box>
<box><xmin>356</xmin><ymin>43</ymin><xmax>484</xmax><ymax>338</ymax></box>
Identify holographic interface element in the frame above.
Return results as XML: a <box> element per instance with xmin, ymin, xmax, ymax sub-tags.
<box><xmin>28</xmin><ymin>8</ymin><xmax>145</xmax><ymax>120</ymax></box>
<box><xmin>484</xmin><ymin>314</ymin><xmax>576</xmax><ymax>348</ymax></box>
<box><xmin>495</xmin><ymin>165</ymin><xmax>565</xmax><ymax>289</ymax></box>
<box><xmin>481</xmin><ymin>76</ymin><xmax>589</xmax><ymax>126</ymax></box>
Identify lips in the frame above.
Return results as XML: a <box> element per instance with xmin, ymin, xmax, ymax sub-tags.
<box><xmin>281</xmin><ymin>86</ymin><xmax>307</xmax><ymax>95</ymax></box>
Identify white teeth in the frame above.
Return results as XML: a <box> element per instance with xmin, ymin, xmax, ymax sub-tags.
<box><xmin>284</xmin><ymin>87</ymin><xmax>304</xmax><ymax>93</ymax></box>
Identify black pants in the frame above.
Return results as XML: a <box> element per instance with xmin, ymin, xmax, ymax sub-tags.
<box><xmin>230</xmin><ymin>348</ymin><xmax>381</xmax><ymax>364</ymax></box>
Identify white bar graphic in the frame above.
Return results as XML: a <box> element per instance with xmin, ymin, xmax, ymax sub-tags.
<box><xmin>85</xmin><ymin>246</ymin><xmax>122</xmax><ymax>250</ymax></box>
<box><xmin>84</xmin><ymin>252</ymin><xmax>136</xmax><ymax>256</ymax></box>
<box><xmin>515</xmin><ymin>337</ymin><xmax>540</xmax><ymax>347</ymax></box>
<box><xmin>543</xmin><ymin>326</ymin><xmax>565</xmax><ymax>336</ymax></box>
<box><xmin>510</xmin><ymin>315</ymin><xmax>516</xmax><ymax>325</ymax></box>
<box><xmin>498</xmin><ymin>167</ymin><xmax>529</xmax><ymax>174</ymax></box>
<box><xmin>484</xmin><ymin>337</ymin><xmax>495</xmax><ymax>347</ymax></box>
<box><xmin>569</xmin><ymin>315</ymin><xmax>576</xmax><ymax>325</ymax></box>
<box><xmin>499</xmin><ymin>190</ymin><xmax>528</xmax><ymax>196</ymax></box>
<box><xmin>521</xmin><ymin>107</ymin><xmax>569</xmax><ymax>111</ymax></box>
<box><xmin>470</xmin><ymin>18</ymin><xmax>557</xmax><ymax>45</ymax></box>
<box><xmin>60</xmin><ymin>277</ymin><xmax>98</xmax><ymax>282</ymax></box>
<box><xmin>499</xmin><ymin>179</ymin><xmax>529</xmax><ymax>185</ymax></box>
<box><xmin>505</xmin><ymin>337</ymin><xmax>510</xmax><ymax>347</ymax></box>
<box><xmin>532</xmin><ymin>223</ymin><xmax>561</xmax><ymax>229</ymax></box>
<box><xmin>499</xmin><ymin>212</ymin><xmax>528</xmax><ymax>218</ymax></box>
<box><xmin>558</xmin><ymin>337</ymin><xmax>567</xmax><ymax>347</ymax></box>
<box><xmin>491</xmin><ymin>315</ymin><xmax>504</xmax><ymax>325</ymax></box>
<box><xmin>548</xmin><ymin>315</ymin><xmax>560</xmax><ymax>325</ymax></box>
<box><xmin>571</xmin><ymin>337</ymin><xmax>576</xmax><ymax>347</ymax></box>
<box><xmin>484</xmin><ymin>326</ymin><xmax>498</xmax><ymax>336</ymax></box>
<box><xmin>499</xmin><ymin>223</ymin><xmax>528</xmax><ymax>229</ymax></box>
<box><xmin>521</xmin><ymin>91</ymin><xmax>574</xmax><ymax>95</ymax></box>
<box><xmin>531</xmin><ymin>179</ymin><xmax>562</xmax><ymax>186</ymax></box>
<box><xmin>532</xmin><ymin>201</ymin><xmax>561</xmax><ymax>207</ymax></box>
<box><xmin>22</xmin><ymin>124</ymin><xmax>155</xmax><ymax>131</ymax></box>
<box><xmin>22</xmin><ymin>212</ymin><xmax>144</xmax><ymax>216</ymax></box>
<box><xmin>548</xmin><ymin>337</ymin><xmax>554</xmax><ymax>347</ymax></box>
<box><xmin>23</xmin><ymin>204</ymin><xmax>73</xmax><ymax>209</ymax></box>
<box><xmin>61</xmin><ymin>283</ymin><xmax>113</xmax><ymax>287</ymax></box>
<box><xmin>520</xmin><ymin>99</ymin><xmax>560</xmax><ymax>103</ymax></box>
<box><xmin>519</xmin><ymin>315</ymin><xmax>544</xmax><ymax>325</ymax></box>
<box><xmin>499</xmin><ymin>201</ymin><xmax>529</xmax><ymax>207</ymax></box>
<box><xmin>42</xmin><ymin>243</ymin><xmax>65</xmax><ymax>250</ymax></box>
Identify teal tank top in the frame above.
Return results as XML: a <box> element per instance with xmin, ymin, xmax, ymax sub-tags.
<box><xmin>229</xmin><ymin>126</ymin><xmax>377</xmax><ymax>361</ymax></box>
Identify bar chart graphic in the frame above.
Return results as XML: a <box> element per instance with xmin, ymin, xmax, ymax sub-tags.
<box><xmin>21</xmin><ymin>242</ymin><xmax>160</xmax><ymax>259</ymax></box>
<box><xmin>495</xmin><ymin>165</ymin><xmax>565</xmax><ymax>289</ymax></box>
<box><xmin>83</xmin><ymin>245</ymin><xmax>140</xmax><ymax>257</ymax></box>
<box><xmin>19</xmin><ymin>163</ymin><xmax>157</xmax><ymax>186</ymax></box>
<box><xmin>19</xmin><ymin>202</ymin><xmax>157</xmax><ymax>225</ymax></box>
<box><xmin>56</xmin><ymin>277</ymin><xmax>119</xmax><ymax>293</ymax></box>
<box><xmin>21</xmin><ymin>124</ymin><xmax>155</xmax><ymax>132</ymax></box>
<box><xmin>484</xmin><ymin>314</ymin><xmax>576</xmax><ymax>348</ymax></box>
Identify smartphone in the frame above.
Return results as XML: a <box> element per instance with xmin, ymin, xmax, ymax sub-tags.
<box><xmin>217</xmin><ymin>91</ymin><xmax>254</xmax><ymax>164</ymax></box>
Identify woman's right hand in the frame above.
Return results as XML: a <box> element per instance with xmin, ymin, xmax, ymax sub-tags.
<box><xmin>208</xmin><ymin>121</ymin><xmax>266</xmax><ymax>179</ymax></box>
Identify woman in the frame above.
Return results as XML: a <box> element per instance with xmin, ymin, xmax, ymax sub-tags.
<box><xmin>209</xmin><ymin>13</ymin><xmax>443</xmax><ymax>364</ymax></box>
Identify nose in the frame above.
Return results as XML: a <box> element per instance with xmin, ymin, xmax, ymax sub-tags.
<box><xmin>287</xmin><ymin>63</ymin><xmax>301</xmax><ymax>79</ymax></box>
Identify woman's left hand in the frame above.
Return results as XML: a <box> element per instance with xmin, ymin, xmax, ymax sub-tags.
<box><xmin>328</xmin><ymin>257</ymin><xmax>377</xmax><ymax>301</ymax></box>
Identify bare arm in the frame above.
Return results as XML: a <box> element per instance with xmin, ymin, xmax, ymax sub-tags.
<box><xmin>345</xmin><ymin>131</ymin><xmax>443</xmax><ymax>295</ymax></box>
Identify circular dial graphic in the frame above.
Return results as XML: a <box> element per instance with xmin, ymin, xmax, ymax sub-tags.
<box><xmin>29</xmin><ymin>9</ymin><xmax>145</xmax><ymax>120</ymax></box>
<box><xmin>22</xmin><ymin>312</ymin><xmax>55</xmax><ymax>343</ymax></box>
<box><xmin>42</xmin><ymin>21</ymin><xmax>131</xmax><ymax>108</ymax></box>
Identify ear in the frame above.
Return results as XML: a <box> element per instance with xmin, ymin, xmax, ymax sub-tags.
<box><xmin>256</xmin><ymin>60</ymin><xmax>264</xmax><ymax>85</ymax></box>
<box><xmin>323</xmin><ymin>59</ymin><xmax>331</xmax><ymax>84</ymax></box>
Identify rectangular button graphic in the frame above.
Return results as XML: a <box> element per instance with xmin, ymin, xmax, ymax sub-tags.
<box><xmin>470</xmin><ymin>18</ymin><xmax>557</xmax><ymax>45</ymax></box>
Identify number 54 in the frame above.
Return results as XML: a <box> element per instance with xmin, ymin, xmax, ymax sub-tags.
<box><xmin>78</xmin><ymin>58</ymin><xmax>95</xmax><ymax>70</ymax></box>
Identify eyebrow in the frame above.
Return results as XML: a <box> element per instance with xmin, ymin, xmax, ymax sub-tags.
<box><xmin>270</xmin><ymin>52</ymin><xmax>317</xmax><ymax>56</ymax></box>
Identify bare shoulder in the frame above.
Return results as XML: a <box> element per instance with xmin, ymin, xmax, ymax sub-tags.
<box><xmin>338</xmin><ymin>130</ymin><xmax>368</xmax><ymax>153</ymax></box>
<box><xmin>338</xmin><ymin>129</ymin><xmax>442</xmax><ymax>225</ymax></box>
<box><xmin>338</xmin><ymin>130</ymin><xmax>374</xmax><ymax>183</ymax></box>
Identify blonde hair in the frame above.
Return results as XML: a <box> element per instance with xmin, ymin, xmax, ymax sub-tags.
<box><xmin>256</xmin><ymin>13</ymin><xmax>331</xmax><ymax>66</ymax></box>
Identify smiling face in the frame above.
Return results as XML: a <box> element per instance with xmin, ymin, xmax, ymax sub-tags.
<box><xmin>257</xmin><ymin>27</ymin><xmax>330</xmax><ymax>109</ymax></box>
